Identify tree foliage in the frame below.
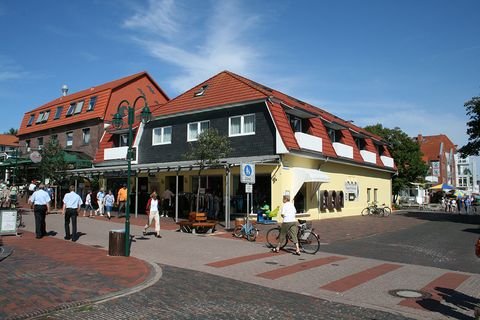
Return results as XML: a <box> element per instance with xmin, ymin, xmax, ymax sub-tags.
<box><xmin>185</xmin><ymin>128</ymin><xmax>232</xmax><ymax>212</ymax></box>
<box><xmin>458</xmin><ymin>96</ymin><xmax>480</xmax><ymax>157</ymax></box>
<box><xmin>39</xmin><ymin>139</ymin><xmax>67</xmax><ymax>184</ymax></box>
<box><xmin>364</xmin><ymin>124</ymin><xmax>428</xmax><ymax>200</ymax></box>
<box><xmin>3</xmin><ymin>128</ymin><xmax>18</xmax><ymax>135</ymax></box>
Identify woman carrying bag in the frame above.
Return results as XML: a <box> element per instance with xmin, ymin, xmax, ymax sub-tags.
<box><xmin>143</xmin><ymin>192</ymin><xmax>161</xmax><ymax>238</ymax></box>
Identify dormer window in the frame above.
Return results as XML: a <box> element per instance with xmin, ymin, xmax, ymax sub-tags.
<box><xmin>377</xmin><ymin>144</ymin><xmax>385</xmax><ymax>156</ymax></box>
<box><xmin>327</xmin><ymin>128</ymin><xmax>342</xmax><ymax>143</ymax></box>
<box><xmin>42</xmin><ymin>110</ymin><xmax>50</xmax><ymax>123</ymax></box>
<box><xmin>354</xmin><ymin>137</ymin><xmax>366</xmax><ymax>150</ymax></box>
<box><xmin>194</xmin><ymin>85</ymin><xmax>208</xmax><ymax>97</ymax></box>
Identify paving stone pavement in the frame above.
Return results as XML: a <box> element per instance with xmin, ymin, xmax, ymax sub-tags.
<box><xmin>1</xmin><ymin>208</ymin><xmax>479</xmax><ymax>320</ymax></box>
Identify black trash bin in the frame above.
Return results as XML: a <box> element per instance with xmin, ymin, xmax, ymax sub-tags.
<box><xmin>108</xmin><ymin>229</ymin><xmax>126</xmax><ymax>256</ymax></box>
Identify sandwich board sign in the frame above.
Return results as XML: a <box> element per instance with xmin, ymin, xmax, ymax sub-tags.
<box><xmin>0</xmin><ymin>210</ymin><xmax>17</xmax><ymax>235</ymax></box>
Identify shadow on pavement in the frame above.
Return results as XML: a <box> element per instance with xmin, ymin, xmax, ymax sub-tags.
<box><xmin>403</xmin><ymin>211</ymin><xmax>480</xmax><ymax>225</ymax></box>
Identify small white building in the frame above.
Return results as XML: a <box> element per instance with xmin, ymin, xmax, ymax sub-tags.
<box><xmin>454</xmin><ymin>154</ymin><xmax>479</xmax><ymax>194</ymax></box>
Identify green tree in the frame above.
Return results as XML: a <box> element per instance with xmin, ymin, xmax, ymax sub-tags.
<box><xmin>364</xmin><ymin>124</ymin><xmax>428</xmax><ymax>201</ymax></box>
<box><xmin>185</xmin><ymin>128</ymin><xmax>232</xmax><ymax>212</ymax></box>
<box><xmin>39</xmin><ymin>139</ymin><xmax>67</xmax><ymax>185</ymax></box>
<box><xmin>4</xmin><ymin>128</ymin><xmax>18</xmax><ymax>135</ymax></box>
<box><xmin>458</xmin><ymin>96</ymin><xmax>480</xmax><ymax>157</ymax></box>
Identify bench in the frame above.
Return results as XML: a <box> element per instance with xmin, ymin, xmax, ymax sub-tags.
<box><xmin>177</xmin><ymin>212</ymin><xmax>217</xmax><ymax>234</ymax></box>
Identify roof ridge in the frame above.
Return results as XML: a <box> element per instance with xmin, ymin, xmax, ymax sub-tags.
<box><xmin>223</xmin><ymin>70</ymin><xmax>272</xmax><ymax>97</ymax></box>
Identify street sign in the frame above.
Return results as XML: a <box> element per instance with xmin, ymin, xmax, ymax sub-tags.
<box><xmin>245</xmin><ymin>183</ymin><xmax>253</xmax><ymax>193</ymax></box>
<box><xmin>240</xmin><ymin>163</ymin><xmax>255</xmax><ymax>184</ymax></box>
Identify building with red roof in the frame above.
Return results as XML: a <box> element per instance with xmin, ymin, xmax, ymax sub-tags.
<box><xmin>415</xmin><ymin>134</ymin><xmax>456</xmax><ymax>185</ymax></box>
<box><xmin>71</xmin><ymin>70</ymin><xmax>396</xmax><ymax>220</ymax></box>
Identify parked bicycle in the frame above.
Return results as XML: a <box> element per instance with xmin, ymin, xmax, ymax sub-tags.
<box><xmin>233</xmin><ymin>215</ymin><xmax>259</xmax><ymax>242</ymax></box>
<box><xmin>266</xmin><ymin>219</ymin><xmax>320</xmax><ymax>254</ymax></box>
<box><xmin>361</xmin><ymin>202</ymin><xmax>391</xmax><ymax>217</ymax></box>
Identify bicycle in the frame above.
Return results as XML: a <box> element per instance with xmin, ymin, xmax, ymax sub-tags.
<box><xmin>361</xmin><ymin>202</ymin><xmax>391</xmax><ymax>217</ymax></box>
<box><xmin>233</xmin><ymin>215</ymin><xmax>259</xmax><ymax>242</ymax></box>
<box><xmin>266</xmin><ymin>219</ymin><xmax>320</xmax><ymax>254</ymax></box>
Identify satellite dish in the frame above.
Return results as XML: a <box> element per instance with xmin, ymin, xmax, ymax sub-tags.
<box><xmin>30</xmin><ymin>151</ymin><xmax>42</xmax><ymax>163</ymax></box>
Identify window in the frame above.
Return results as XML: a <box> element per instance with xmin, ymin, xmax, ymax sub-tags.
<box><xmin>66</xmin><ymin>103</ymin><xmax>75</xmax><ymax>117</ymax></box>
<box><xmin>153</xmin><ymin>126</ymin><xmax>172</xmax><ymax>145</ymax></box>
<box><xmin>36</xmin><ymin>112</ymin><xmax>44</xmax><ymax>124</ymax></box>
<box><xmin>87</xmin><ymin>96</ymin><xmax>97</xmax><ymax>111</ymax></box>
<box><xmin>25</xmin><ymin>140</ymin><xmax>31</xmax><ymax>151</ymax></box>
<box><xmin>38</xmin><ymin>137</ymin><xmax>44</xmax><ymax>149</ymax></box>
<box><xmin>377</xmin><ymin>145</ymin><xmax>385</xmax><ymax>156</ymax></box>
<box><xmin>229</xmin><ymin>114</ymin><xmax>255</xmax><ymax>136</ymax></box>
<box><xmin>287</xmin><ymin>115</ymin><xmax>304</xmax><ymax>133</ymax></box>
<box><xmin>354</xmin><ymin>137</ymin><xmax>365</xmax><ymax>150</ymax></box>
<box><xmin>50</xmin><ymin>135</ymin><xmax>58</xmax><ymax>144</ymax></box>
<box><xmin>187</xmin><ymin>121</ymin><xmax>209</xmax><ymax>141</ymax></box>
<box><xmin>42</xmin><ymin>110</ymin><xmax>50</xmax><ymax>122</ymax></box>
<box><xmin>119</xmin><ymin>134</ymin><xmax>129</xmax><ymax>147</ymax></box>
<box><xmin>327</xmin><ymin>128</ymin><xmax>342</xmax><ymax>143</ymax></box>
<box><xmin>194</xmin><ymin>85</ymin><xmax>209</xmax><ymax>97</ymax></box>
<box><xmin>367</xmin><ymin>188</ymin><xmax>371</xmax><ymax>203</ymax></box>
<box><xmin>82</xmin><ymin>128</ymin><xmax>90</xmax><ymax>144</ymax></box>
<box><xmin>74</xmin><ymin>100</ymin><xmax>84</xmax><ymax>114</ymax></box>
<box><xmin>27</xmin><ymin>114</ymin><xmax>35</xmax><ymax>126</ymax></box>
<box><xmin>374</xmin><ymin>188</ymin><xmax>378</xmax><ymax>203</ymax></box>
<box><xmin>66</xmin><ymin>132</ymin><xmax>73</xmax><ymax>147</ymax></box>
<box><xmin>54</xmin><ymin>106</ymin><xmax>63</xmax><ymax>119</ymax></box>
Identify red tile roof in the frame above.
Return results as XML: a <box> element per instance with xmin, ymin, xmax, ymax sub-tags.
<box><xmin>0</xmin><ymin>135</ymin><xmax>19</xmax><ymax>146</ymax></box>
<box><xmin>18</xmin><ymin>71</ymin><xmax>169</xmax><ymax>136</ymax></box>
<box><xmin>417</xmin><ymin>134</ymin><xmax>456</xmax><ymax>162</ymax></box>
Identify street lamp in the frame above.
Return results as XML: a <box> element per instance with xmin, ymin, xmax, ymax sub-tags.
<box><xmin>112</xmin><ymin>95</ymin><xmax>151</xmax><ymax>257</ymax></box>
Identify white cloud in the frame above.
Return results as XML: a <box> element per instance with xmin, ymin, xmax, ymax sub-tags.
<box><xmin>122</xmin><ymin>0</ymin><xmax>264</xmax><ymax>92</ymax></box>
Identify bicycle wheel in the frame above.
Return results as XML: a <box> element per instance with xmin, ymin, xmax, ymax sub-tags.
<box><xmin>233</xmin><ymin>226</ymin><xmax>243</xmax><ymax>238</ymax></box>
<box><xmin>266</xmin><ymin>227</ymin><xmax>286</xmax><ymax>248</ymax></box>
<box><xmin>246</xmin><ymin>227</ymin><xmax>258</xmax><ymax>242</ymax></box>
<box><xmin>299</xmin><ymin>231</ymin><xmax>320</xmax><ymax>254</ymax></box>
<box><xmin>382</xmin><ymin>207</ymin><xmax>391</xmax><ymax>217</ymax></box>
<box><xmin>361</xmin><ymin>208</ymin><xmax>370</xmax><ymax>216</ymax></box>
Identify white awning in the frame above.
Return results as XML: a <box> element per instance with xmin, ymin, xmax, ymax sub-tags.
<box><xmin>289</xmin><ymin>167</ymin><xmax>330</xmax><ymax>197</ymax></box>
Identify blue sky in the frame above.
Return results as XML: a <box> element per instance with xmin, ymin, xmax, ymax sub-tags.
<box><xmin>0</xmin><ymin>0</ymin><xmax>479</xmax><ymax>147</ymax></box>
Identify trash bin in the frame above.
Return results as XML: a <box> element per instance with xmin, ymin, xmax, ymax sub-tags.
<box><xmin>109</xmin><ymin>229</ymin><xmax>126</xmax><ymax>256</ymax></box>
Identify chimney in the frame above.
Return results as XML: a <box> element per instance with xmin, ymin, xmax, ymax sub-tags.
<box><xmin>61</xmin><ymin>84</ymin><xmax>69</xmax><ymax>96</ymax></box>
<box><xmin>417</xmin><ymin>134</ymin><xmax>423</xmax><ymax>142</ymax></box>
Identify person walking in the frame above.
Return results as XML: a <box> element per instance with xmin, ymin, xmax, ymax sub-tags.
<box><xmin>62</xmin><ymin>185</ymin><xmax>83</xmax><ymax>242</ymax></box>
<box><xmin>95</xmin><ymin>188</ymin><xmax>105</xmax><ymax>216</ymax></box>
<box><xmin>116</xmin><ymin>184</ymin><xmax>127</xmax><ymax>218</ymax></box>
<box><xmin>104</xmin><ymin>190</ymin><xmax>115</xmax><ymax>220</ymax></box>
<box><xmin>143</xmin><ymin>191</ymin><xmax>161</xmax><ymax>238</ymax></box>
<box><xmin>28</xmin><ymin>183</ymin><xmax>51</xmax><ymax>239</ymax></box>
<box><xmin>83</xmin><ymin>190</ymin><xmax>94</xmax><ymax>217</ymax></box>
<box><xmin>271</xmin><ymin>195</ymin><xmax>300</xmax><ymax>255</ymax></box>
<box><xmin>161</xmin><ymin>187</ymin><xmax>174</xmax><ymax>217</ymax></box>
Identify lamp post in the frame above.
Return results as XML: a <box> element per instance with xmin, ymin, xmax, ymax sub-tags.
<box><xmin>112</xmin><ymin>95</ymin><xmax>151</xmax><ymax>257</ymax></box>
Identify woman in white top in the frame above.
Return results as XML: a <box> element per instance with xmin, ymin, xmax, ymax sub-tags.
<box><xmin>271</xmin><ymin>195</ymin><xmax>301</xmax><ymax>255</ymax></box>
<box><xmin>143</xmin><ymin>192</ymin><xmax>161</xmax><ymax>238</ymax></box>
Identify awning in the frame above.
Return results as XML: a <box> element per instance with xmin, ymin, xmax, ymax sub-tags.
<box><xmin>429</xmin><ymin>183</ymin><xmax>454</xmax><ymax>191</ymax></box>
<box><xmin>289</xmin><ymin>167</ymin><xmax>329</xmax><ymax>197</ymax></box>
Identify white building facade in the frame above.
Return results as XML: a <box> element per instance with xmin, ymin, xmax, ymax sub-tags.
<box><xmin>455</xmin><ymin>154</ymin><xmax>479</xmax><ymax>194</ymax></box>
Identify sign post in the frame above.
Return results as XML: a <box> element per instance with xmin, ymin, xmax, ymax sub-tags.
<box><xmin>241</xmin><ymin>164</ymin><xmax>255</xmax><ymax>215</ymax></box>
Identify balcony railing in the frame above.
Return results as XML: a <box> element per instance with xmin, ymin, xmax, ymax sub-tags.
<box><xmin>104</xmin><ymin>146</ymin><xmax>137</xmax><ymax>161</ymax></box>
<box><xmin>332</xmin><ymin>142</ymin><xmax>353</xmax><ymax>159</ymax></box>
<box><xmin>294</xmin><ymin>132</ymin><xmax>322</xmax><ymax>153</ymax></box>
<box><xmin>360</xmin><ymin>150</ymin><xmax>376</xmax><ymax>164</ymax></box>
<box><xmin>380</xmin><ymin>155</ymin><xmax>394</xmax><ymax>168</ymax></box>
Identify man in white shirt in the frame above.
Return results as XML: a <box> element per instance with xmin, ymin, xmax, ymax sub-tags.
<box><xmin>62</xmin><ymin>185</ymin><xmax>83</xmax><ymax>242</ymax></box>
<box><xmin>95</xmin><ymin>188</ymin><xmax>105</xmax><ymax>216</ymax></box>
<box><xmin>271</xmin><ymin>195</ymin><xmax>301</xmax><ymax>255</ymax></box>
<box><xmin>29</xmin><ymin>183</ymin><xmax>51</xmax><ymax>239</ymax></box>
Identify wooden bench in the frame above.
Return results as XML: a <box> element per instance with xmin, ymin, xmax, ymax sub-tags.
<box><xmin>177</xmin><ymin>212</ymin><xmax>217</xmax><ymax>234</ymax></box>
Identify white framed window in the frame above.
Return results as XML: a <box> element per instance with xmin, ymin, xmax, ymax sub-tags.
<box><xmin>38</xmin><ymin>137</ymin><xmax>44</xmax><ymax>149</ymax></box>
<box><xmin>74</xmin><ymin>100</ymin><xmax>84</xmax><ymax>114</ymax></box>
<box><xmin>187</xmin><ymin>120</ymin><xmax>209</xmax><ymax>141</ymax></box>
<box><xmin>229</xmin><ymin>114</ymin><xmax>255</xmax><ymax>136</ymax></box>
<box><xmin>82</xmin><ymin>128</ymin><xmax>90</xmax><ymax>144</ymax></box>
<box><xmin>66</xmin><ymin>132</ymin><xmax>73</xmax><ymax>147</ymax></box>
<box><xmin>152</xmin><ymin>126</ymin><xmax>172</xmax><ymax>145</ymax></box>
<box><xmin>36</xmin><ymin>112</ymin><xmax>44</xmax><ymax>124</ymax></box>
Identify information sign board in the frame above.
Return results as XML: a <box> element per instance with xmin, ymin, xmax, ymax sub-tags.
<box><xmin>0</xmin><ymin>210</ymin><xmax>17</xmax><ymax>235</ymax></box>
<box><xmin>240</xmin><ymin>163</ymin><xmax>255</xmax><ymax>184</ymax></box>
